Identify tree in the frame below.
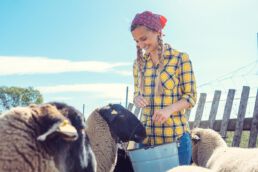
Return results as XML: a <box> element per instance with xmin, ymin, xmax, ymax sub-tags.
<box><xmin>0</xmin><ymin>86</ymin><xmax>43</xmax><ymax>113</ymax></box>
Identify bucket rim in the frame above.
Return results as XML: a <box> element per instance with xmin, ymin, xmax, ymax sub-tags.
<box><xmin>128</xmin><ymin>141</ymin><xmax>178</xmax><ymax>152</ymax></box>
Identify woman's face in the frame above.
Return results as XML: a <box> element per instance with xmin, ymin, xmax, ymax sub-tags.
<box><xmin>131</xmin><ymin>26</ymin><xmax>160</xmax><ymax>55</ymax></box>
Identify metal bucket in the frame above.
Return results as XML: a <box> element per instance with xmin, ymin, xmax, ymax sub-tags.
<box><xmin>128</xmin><ymin>142</ymin><xmax>179</xmax><ymax>172</ymax></box>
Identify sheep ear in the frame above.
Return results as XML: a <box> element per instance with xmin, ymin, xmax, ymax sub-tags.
<box><xmin>191</xmin><ymin>133</ymin><xmax>201</xmax><ymax>143</ymax></box>
<box><xmin>37</xmin><ymin>120</ymin><xmax>78</xmax><ymax>142</ymax></box>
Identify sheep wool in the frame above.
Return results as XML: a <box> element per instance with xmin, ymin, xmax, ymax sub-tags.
<box><xmin>86</xmin><ymin>109</ymin><xmax>118</xmax><ymax>172</ymax></box>
<box><xmin>0</xmin><ymin>106</ymin><xmax>60</xmax><ymax>172</ymax></box>
<box><xmin>0</xmin><ymin>103</ymin><xmax>97</xmax><ymax>172</ymax></box>
<box><xmin>191</xmin><ymin>128</ymin><xmax>258</xmax><ymax>172</ymax></box>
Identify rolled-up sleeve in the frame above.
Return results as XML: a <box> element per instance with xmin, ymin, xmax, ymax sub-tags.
<box><xmin>179</xmin><ymin>53</ymin><xmax>197</xmax><ymax>108</ymax></box>
<box><xmin>133</xmin><ymin>60</ymin><xmax>140</xmax><ymax>98</ymax></box>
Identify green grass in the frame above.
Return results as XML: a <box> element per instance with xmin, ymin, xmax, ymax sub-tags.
<box><xmin>225</xmin><ymin>131</ymin><xmax>258</xmax><ymax>148</ymax></box>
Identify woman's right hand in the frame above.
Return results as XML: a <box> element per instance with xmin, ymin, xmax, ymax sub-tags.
<box><xmin>134</xmin><ymin>95</ymin><xmax>149</xmax><ymax>108</ymax></box>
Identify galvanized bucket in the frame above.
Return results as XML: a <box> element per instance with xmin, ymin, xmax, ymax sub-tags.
<box><xmin>128</xmin><ymin>142</ymin><xmax>179</xmax><ymax>172</ymax></box>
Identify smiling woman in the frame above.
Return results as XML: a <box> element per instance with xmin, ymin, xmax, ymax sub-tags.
<box><xmin>130</xmin><ymin>11</ymin><xmax>197</xmax><ymax>165</ymax></box>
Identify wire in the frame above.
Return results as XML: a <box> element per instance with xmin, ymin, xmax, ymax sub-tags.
<box><xmin>198</xmin><ymin>60</ymin><xmax>258</xmax><ymax>89</ymax></box>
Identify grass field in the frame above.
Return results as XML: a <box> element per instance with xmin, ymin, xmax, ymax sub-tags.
<box><xmin>225</xmin><ymin>131</ymin><xmax>258</xmax><ymax>148</ymax></box>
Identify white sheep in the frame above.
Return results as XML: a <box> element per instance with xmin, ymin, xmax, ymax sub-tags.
<box><xmin>191</xmin><ymin>128</ymin><xmax>258</xmax><ymax>172</ymax></box>
<box><xmin>86</xmin><ymin>104</ymin><xmax>146</xmax><ymax>172</ymax></box>
<box><xmin>167</xmin><ymin>165</ymin><xmax>214</xmax><ymax>172</ymax></box>
<box><xmin>0</xmin><ymin>102</ymin><xmax>96</xmax><ymax>172</ymax></box>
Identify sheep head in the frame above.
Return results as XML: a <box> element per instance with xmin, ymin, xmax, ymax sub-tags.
<box><xmin>42</xmin><ymin>102</ymin><xmax>96</xmax><ymax>172</ymax></box>
<box><xmin>191</xmin><ymin>128</ymin><xmax>227</xmax><ymax>167</ymax></box>
<box><xmin>98</xmin><ymin>104</ymin><xmax>146</xmax><ymax>143</ymax></box>
<box><xmin>25</xmin><ymin>103</ymin><xmax>79</xmax><ymax>142</ymax></box>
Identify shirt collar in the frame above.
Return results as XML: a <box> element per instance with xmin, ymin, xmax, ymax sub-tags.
<box><xmin>143</xmin><ymin>43</ymin><xmax>172</xmax><ymax>61</ymax></box>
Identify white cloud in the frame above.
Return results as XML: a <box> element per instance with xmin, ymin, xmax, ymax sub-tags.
<box><xmin>0</xmin><ymin>56</ymin><xmax>131</xmax><ymax>75</ymax></box>
<box><xmin>113</xmin><ymin>70</ymin><xmax>131</xmax><ymax>76</ymax></box>
<box><xmin>38</xmin><ymin>83</ymin><xmax>135</xmax><ymax>118</ymax></box>
<box><xmin>37</xmin><ymin>83</ymin><xmax>134</xmax><ymax>101</ymax></box>
<box><xmin>48</xmin><ymin>96</ymin><xmax>72</xmax><ymax>101</ymax></box>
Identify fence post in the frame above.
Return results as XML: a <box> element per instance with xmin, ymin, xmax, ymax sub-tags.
<box><xmin>127</xmin><ymin>102</ymin><xmax>134</xmax><ymax>111</ymax></box>
<box><xmin>208</xmin><ymin>90</ymin><xmax>221</xmax><ymax>129</ymax></box>
<box><xmin>193</xmin><ymin>93</ymin><xmax>207</xmax><ymax>128</ymax></box>
<box><xmin>220</xmin><ymin>89</ymin><xmax>236</xmax><ymax>138</ymax></box>
<box><xmin>82</xmin><ymin>104</ymin><xmax>85</xmax><ymax>115</ymax></box>
<box><xmin>125</xmin><ymin>86</ymin><xmax>129</xmax><ymax>108</ymax></box>
<box><xmin>82</xmin><ymin>104</ymin><xmax>86</xmax><ymax>122</ymax></box>
<box><xmin>248</xmin><ymin>89</ymin><xmax>258</xmax><ymax>147</ymax></box>
<box><xmin>232</xmin><ymin>86</ymin><xmax>250</xmax><ymax>147</ymax></box>
<box><xmin>185</xmin><ymin>109</ymin><xmax>191</xmax><ymax>121</ymax></box>
<box><xmin>134</xmin><ymin>107</ymin><xmax>141</xmax><ymax>119</ymax></box>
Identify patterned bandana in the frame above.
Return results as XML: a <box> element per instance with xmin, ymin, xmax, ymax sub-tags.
<box><xmin>131</xmin><ymin>11</ymin><xmax>167</xmax><ymax>31</ymax></box>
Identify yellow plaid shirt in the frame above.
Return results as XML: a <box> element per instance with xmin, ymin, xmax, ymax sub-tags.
<box><xmin>133</xmin><ymin>43</ymin><xmax>197</xmax><ymax>145</ymax></box>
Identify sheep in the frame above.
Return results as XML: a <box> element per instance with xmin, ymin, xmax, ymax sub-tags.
<box><xmin>0</xmin><ymin>102</ymin><xmax>96</xmax><ymax>172</ymax></box>
<box><xmin>49</xmin><ymin>102</ymin><xmax>97</xmax><ymax>172</ymax></box>
<box><xmin>86</xmin><ymin>104</ymin><xmax>146</xmax><ymax>172</ymax></box>
<box><xmin>167</xmin><ymin>165</ymin><xmax>214</xmax><ymax>172</ymax></box>
<box><xmin>191</xmin><ymin>128</ymin><xmax>258</xmax><ymax>172</ymax></box>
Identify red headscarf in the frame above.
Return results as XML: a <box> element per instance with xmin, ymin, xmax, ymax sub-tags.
<box><xmin>131</xmin><ymin>11</ymin><xmax>167</xmax><ymax>31</ymax></box>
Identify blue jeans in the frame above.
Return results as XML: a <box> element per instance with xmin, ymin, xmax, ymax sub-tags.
<box><xmin>137</xmin><ymin>132</ymin><xmax>192</xmax><ymax>165</ymax></box>
<box><xmin>177</xmin><ymin>132</ymin><xmax>192</xmax><ymax>165</ymax></box>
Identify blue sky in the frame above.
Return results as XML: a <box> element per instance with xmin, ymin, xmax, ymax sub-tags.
<box><xmin>0</xmin><ymin>0</ymin><xmax>257</xmax><ymax>118</ymax></box>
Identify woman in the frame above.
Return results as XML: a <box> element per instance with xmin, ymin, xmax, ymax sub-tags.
<box><xmin>131</xmin><ymin>11</ymin><xmax>197</xmax><ymax>165</ymax></box>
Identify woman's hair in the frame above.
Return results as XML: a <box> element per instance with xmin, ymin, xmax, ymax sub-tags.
<box><xmin>156</xmin><ymin>34</ymin><xmax>164</xmax><ymax>95</ymax></box>
<box><xmin>132</xmin><ymin>24</ymin><xmax>164</xmax><ymax>96</ymax></box>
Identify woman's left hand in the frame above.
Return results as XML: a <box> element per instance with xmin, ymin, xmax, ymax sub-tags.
<box><xmin>152</xmin><ymin>107</ymin><xmax>171</xmax><ymax>124</ymax></box>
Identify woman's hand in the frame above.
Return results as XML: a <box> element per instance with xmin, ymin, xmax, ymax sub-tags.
<box><xmin>152</xmin><ymin>99</ymin><xmax>191</xmax><ymax>124</ymax></box>
<box><xmin>134</xmin><ymin>95</ymin><xmax>149</xmax><ymax>108</ymax></box>
<box><xmin>152</xmin><ymin>107</ymin><xmax>171</xmax><ymax>124</ymax></box>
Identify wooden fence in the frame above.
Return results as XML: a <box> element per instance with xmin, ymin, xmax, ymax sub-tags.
<box><xmin>128</xmin><ymin>86</ymin><xmax>258</xmax><ymax>148</ymax></box>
